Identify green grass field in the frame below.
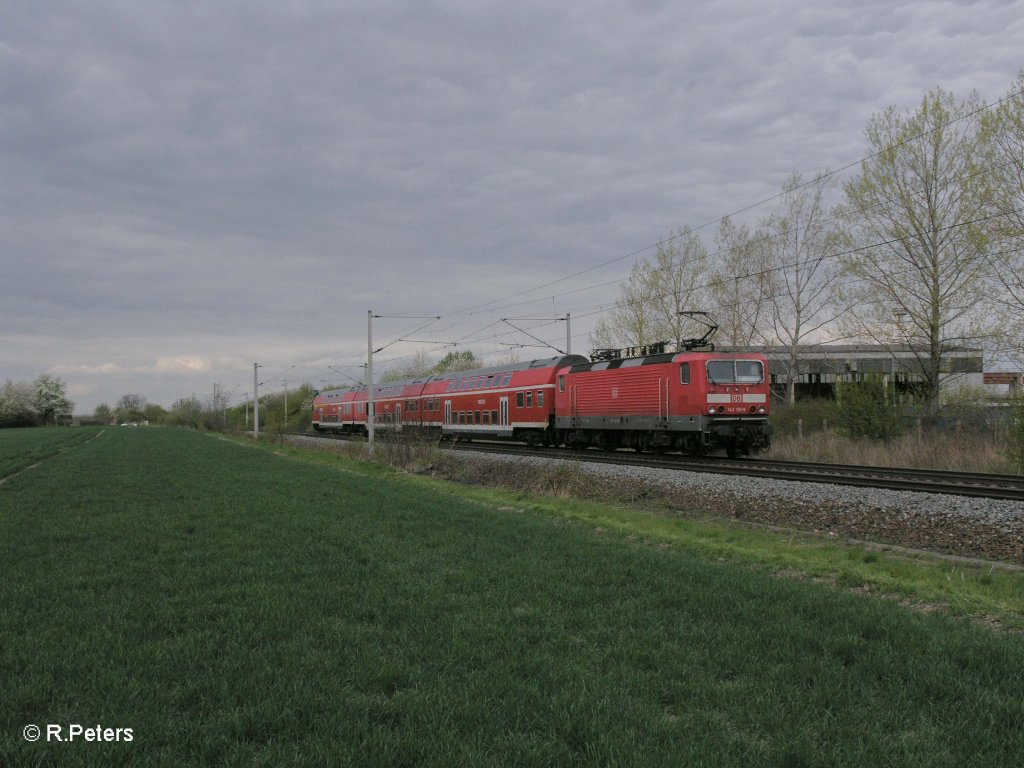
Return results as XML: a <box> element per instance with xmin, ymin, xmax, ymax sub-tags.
<box><xmin>0</xmin><ymin>426</ymin><xmax>100</xmax><ymax>481</ymax></box>
<box><xmin>2</xmin><ymin>427</ymin><xmax>1023</xmax><ymax>766</ymax></box>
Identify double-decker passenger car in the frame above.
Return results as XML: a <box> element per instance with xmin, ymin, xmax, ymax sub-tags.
<box><xmin>312</xmin><ymin>354</ymin><xmax>589</xmax><ymax>444</ymax></box>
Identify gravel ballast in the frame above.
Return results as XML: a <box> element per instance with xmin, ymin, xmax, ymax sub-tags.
<box><xmin>284</xmin><ymin>435</ymin><xmax>1024</xmax><ymax>564</ymax></box>
<box><xmin>475</xmin><ymin>451</ymin><xmax>1024</xmax><ymax>564</ymax></box>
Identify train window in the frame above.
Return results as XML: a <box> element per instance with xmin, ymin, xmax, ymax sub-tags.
<box><xmin>537</xmin><ymin>391</ymin><xmax>544</xmax><ymax>408</ymax></box>
<box><xmin>525</xmin><ymin>391</ymin><xmax>533</xmax><ymax>408</ymax></box>
<box><xmin>483</xmin><ymin>410</ymin><xmax>490</xmax><ymax>425</ymax></box>
<box><xmin>491</xmin><ymin>409</ymin><xmax>498</xmax><ymax>424</ymax></box>
<box><xmin>516</xmin><ymin>392</ymin><xmax>524</xmax><ymax>408</ymax></box>
<box><xmin>706</xmin><ymin>360</ymin><xmax>733</xmax><ymax>383</ymax></box>
<box><xmin>680</xmin><ymin>363</ymin><xmax>690</xmax><ymax>385</ymax></box>
<box><xmin>736</xmin><ymin>360</ymin><xmax>764</xmax><ymax>383</ymax></box>
<box><xmin>706</xmin><ymin>360</ymin><xmax>764</xmax><ymax>384</ymax></box>
<box><xmin>501</xmin><ymin>373</ymin><xmax>513</xmax><ymax>387</ymax></box>
<box><xmin>558</xmin><ymin>375</ymin><xmax>565</xmax><ymax>392</ymax></box>
<box><xmin>474</xmin><ymin>410</ymin><xmax>481</xmax><ymax>424</ymax></box>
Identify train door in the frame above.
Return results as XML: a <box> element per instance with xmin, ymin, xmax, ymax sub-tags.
<box><xmin>444</xmin><ymin>400</ymin><xmax>452</xmax><ymax>426</ymax></box>
<box><xmin>499</xmin><ymin>397</ymin><xmax>509</xmax><ymax>429</ymax></box>
<box><xmin>395</xmin><ymin>403</ymin><xmax>402</xmax><ymax>431</ymax></box>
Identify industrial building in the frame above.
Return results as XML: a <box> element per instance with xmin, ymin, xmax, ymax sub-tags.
<box><xmin>728</xmin><ymin>344</ymin><xmax>985</xmax><ymax>401</ymax></box>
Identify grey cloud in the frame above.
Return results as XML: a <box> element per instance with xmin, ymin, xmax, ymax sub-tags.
<box><xmin>2</xmin><ymin>0</ymin><xmax>1022</xmax><ymax>410</ymax></box>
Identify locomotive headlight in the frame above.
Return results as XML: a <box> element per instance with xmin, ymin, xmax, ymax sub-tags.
<box><xmin>758</xmin><ymin>406</ymin><xmax>766</xmax><ymax>413</ymax></box>
<box><xmin>708</xmin><ymin>405</ymin><xmax>716</xmax><ymax>414</ymax></box>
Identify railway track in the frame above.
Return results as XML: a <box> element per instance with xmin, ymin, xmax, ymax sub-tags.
<box><xmin>290</xmin><ymin>432</ymin><xmax>1024</xmax><ymax>502</ymax></box>
<box><xmin>446</xmin><ymin>442</ymin><xmax>1024</xmax><ymax>502</ymax></box>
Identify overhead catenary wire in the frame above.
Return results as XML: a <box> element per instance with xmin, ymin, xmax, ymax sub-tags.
<box><xmin>293</xmin><ymin>87</ymin><xmax>1024</xmax><ymax>388</ymax></box>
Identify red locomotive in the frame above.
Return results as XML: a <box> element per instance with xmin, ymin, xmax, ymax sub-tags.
<box><xmin>553</xmin><ymin>349</ymin><xmax>771</xmax><ymax>457</ymax></box>
<box><xmin>313</xmin><ymin>332</ymin><xmax>772</xmax><ymax>457</ymax></box>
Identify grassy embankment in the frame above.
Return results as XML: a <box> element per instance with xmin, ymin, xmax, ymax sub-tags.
<box><xmin>2</xmin><ymin>426</ymin><xmax>1023</xmax><ymax>766</ymax></box>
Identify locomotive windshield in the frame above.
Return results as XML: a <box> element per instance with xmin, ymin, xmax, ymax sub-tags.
<box><xmin>706</xmin><ymin>359</ymin><xmax>764</xmax><ymax>384</ymax></box>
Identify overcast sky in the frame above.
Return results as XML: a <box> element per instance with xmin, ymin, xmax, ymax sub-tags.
<box><xmin>3</xmin><ymin>0</ymin><xmax>1022</xmax><ymax>413</ymax></box>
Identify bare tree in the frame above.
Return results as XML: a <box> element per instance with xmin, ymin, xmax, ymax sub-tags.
<box><xmin>590</xmin><ymin>258</ymin><xmax>661</xmax><ymax>350</ymax></box>
<box><xmin>979</xmin><ymin>73</ymin><xmax>1024</xmax><ymax>363</ymax></box>
<box><xmin>760</xmin><ymin>172</ymin><xmax>849</xmax><ymax>405</ymax></box>
<box><xmin>839</xmin><ymin>88</ymin><xmax>996</xmax><ymax>414</ymax></box>
<box><xmin>590</xmin><ymin>228</ymin><xmax>711</xmax><ymax>352</ymax></box>
<box><xmin>709</xmin><ymin>216</ymin><xmax>771</xmax><ymax>348</ymax></box>
<box><xmin>646</xmin><ymin>228</ymin><xmax>712</xmax><ymax>347</ymax></box>
<box><xmin>380</xmin><ymin>349</ymin><xmax>435</xmax><ymax>382</ymax></box>
<box><xmin>116</xmin><ymin>393</ymin><xmax>148</xmax><ymax>423</ymax></box>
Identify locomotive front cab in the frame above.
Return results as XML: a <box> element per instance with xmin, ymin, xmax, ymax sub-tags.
<box><xmin>700</xmin><ymin>356</ymin><xmax>772</xmax><ymax>457</ymax></box>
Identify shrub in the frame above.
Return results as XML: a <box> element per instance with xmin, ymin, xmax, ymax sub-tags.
<box><xmin>768</xmin><ymin>399</ymin><xmax>839</xmax><ymax>438</ymax></box>
<box><xmin>835</xmin><ymin>376</ymin><xmax>913</xmax><ymax>441</ymax></box>
<box><xmin>1006</xmin><ymin>398</ymin><xmax>1024</xmax><ymax>473</ymax></box>
<box><xmin>374</xmin><ymin>430</ymin><xmax>444</xmax><ymax>473</ymax></box>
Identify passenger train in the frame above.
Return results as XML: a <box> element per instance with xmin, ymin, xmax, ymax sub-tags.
<box><xmin>312</xmin><ymin>334</ymin><xmax>773</xmax><ymax>457</ymax></box>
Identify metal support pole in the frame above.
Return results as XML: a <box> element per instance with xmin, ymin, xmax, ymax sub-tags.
<box><xmin>252</xmin><ymin>364</ymin><xmax>260</xmax><ymax>442</ymax></box>
<box><xmin>367</xmin><ymin>310</ymin><xmax>375</xmax><ymax>455</ymax></box>
<box><xmin>565</xmin><ymin>312</ymin><xmax>571</xmax><ymax>355</ymax></box>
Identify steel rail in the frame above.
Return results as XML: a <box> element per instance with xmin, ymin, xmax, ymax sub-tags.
<box><xmin>444</xmin><ymin>441</ymin><xmax>1024</xmax><ymax>502</ymax></box>
<box><xmin>287</xmin><ymin>432</ymin><xmax>1024</xmax><ymax>501</ymax></box>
